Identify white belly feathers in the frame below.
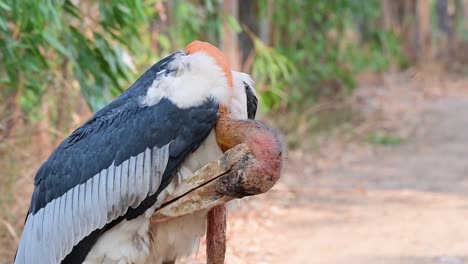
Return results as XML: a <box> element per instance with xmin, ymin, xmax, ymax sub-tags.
<box><xmin>85</xmin><ymin>131</ymin><xmax>222</xmax><ymax>264</ymax></box>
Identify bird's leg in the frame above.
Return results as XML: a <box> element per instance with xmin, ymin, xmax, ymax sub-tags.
<box><xmin>206</xmin><ymin>205</ymin><xmax>226</xmax><ymax>264</ymax></box>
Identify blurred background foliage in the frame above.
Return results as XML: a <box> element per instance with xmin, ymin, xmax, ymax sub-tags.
<box><xmin>0</xmin><ymin>0</ymin><xmax>151</xmax><ymax>114</ymax></box>
<box><xmin>0</xmin><ymin>0</ymin><xmax>467</xmax><ymax>142</ymax></box>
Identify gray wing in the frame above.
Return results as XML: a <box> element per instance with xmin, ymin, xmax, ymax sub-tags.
<box><xmin>15</xmin><ymin>144</ymin><xmax>170</xmax><ymax>263</ymax></box>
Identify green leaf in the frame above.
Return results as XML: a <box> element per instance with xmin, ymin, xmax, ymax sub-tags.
<box><xmin>158</xmin><ymin>35</ymin><xmax>170</xmax><ymax>50</ymax></box>
<box><xmin>63</xmin><ymin>0</ymin><xmax>80</xmax><ymax>18</ymax></box>
<box><xmin>226</xmin><ymin>15</ymin><xmax>241</xmax><ymax>33</ymax></box>
<box><xmin>0</xmin><ymin>0</ymin><xmax>10</xmax><ymax>11</ymax></box>
<box><xmin>42</xmin><ymin>30</ymin><xmax>71</xmax><ymax>57</ymax></box>
<box><xmin>0</xmin><ymin>17</ymin><xmax>6</xmax><ymax>30</ymax></box>
<box><xmin>366</xmin><ymin>133</ymin><xmax>404</xmax><ymax>146</ymax></box>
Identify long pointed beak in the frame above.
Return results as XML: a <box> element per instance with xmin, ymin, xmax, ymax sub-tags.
<box><xmin>151</xmin><ymin>144</ymin><xmax>251</xmax><ymax>223</ymax></box>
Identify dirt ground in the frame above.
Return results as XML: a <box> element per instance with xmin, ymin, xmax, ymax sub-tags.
<box><xmin>2</xmin><ymin>72</ymin><xmax>468</xmax><ymax>263</ymax></box>
<box><xmin>184</xmin><ymin>72</ymin><xmax>468</xmax><ymax>264</ymax></box>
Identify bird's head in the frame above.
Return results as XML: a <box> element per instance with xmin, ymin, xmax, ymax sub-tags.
<box><xmin>144</xmin><ymin>40</ymin><xmax>256</xmax><ymax>119</ymax></box>
<box><xmin>185</xmin><ymin>41</ymin><xmax>257</xmax><ymax>120</ymax></box>
<box><xmin>185</xmin><ymin>41</ymin><xmax>233</xmax><ymax>88</ymax></box>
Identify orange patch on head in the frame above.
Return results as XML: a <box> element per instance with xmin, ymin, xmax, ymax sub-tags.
<box><xmin>185</xmin><ymin>41</ymin><xmax>233</xmax><ymax>88</ymax></box>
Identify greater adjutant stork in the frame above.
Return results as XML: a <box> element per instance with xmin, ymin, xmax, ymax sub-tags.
<box><xmin>15</xmin><ymin>41</ymin><xmax>260</xmax><ymax>264</ymax></box>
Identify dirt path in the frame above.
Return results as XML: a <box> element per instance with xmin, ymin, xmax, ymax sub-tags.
<box><xmin>203</xmin><ymin>94</ymin><xmax>468</xmax><ymax>263</ymax></box>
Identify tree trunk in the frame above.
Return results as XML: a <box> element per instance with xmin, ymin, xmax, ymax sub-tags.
<box><xmin>381</xmin><ymin>0</ymin><xmax>394</xmax><ymax>31</ymax></box>
<box><xmin>36</xmin><ymin>102</ymin><xmax>52</xmax><ymax>160</ymax></box>
<box><xmin>385</xmin><ymin>0</ymin><xmax>418</xmax><ymax>63</ymax></box>
<box><xmin>437</xmin><ymin>0</ymin><xmax>451</xmax><ymax>35</ymax></box>
<box><xmin>465</xmin><ymin>0</ymin><xmax>468</xmax><ymax>29</ymax></box>
<box><xmin>416</xmin><ymin>0</ymin><xmax>432</xmax><ymax>63</ymax></box>
<box><xmin>0</xmin><ymin>91</ymin><xmax>21</xmax><ymax>142</ymax></box>
<box><xmin>238</xmin><ymin>1</ymin><xmax>258</xmax><ymax>64</ymax></box>
<box><xmin>221</xmin><ymin>0</ymin><xmax>240</xmax><ymax>71</ymax></box>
